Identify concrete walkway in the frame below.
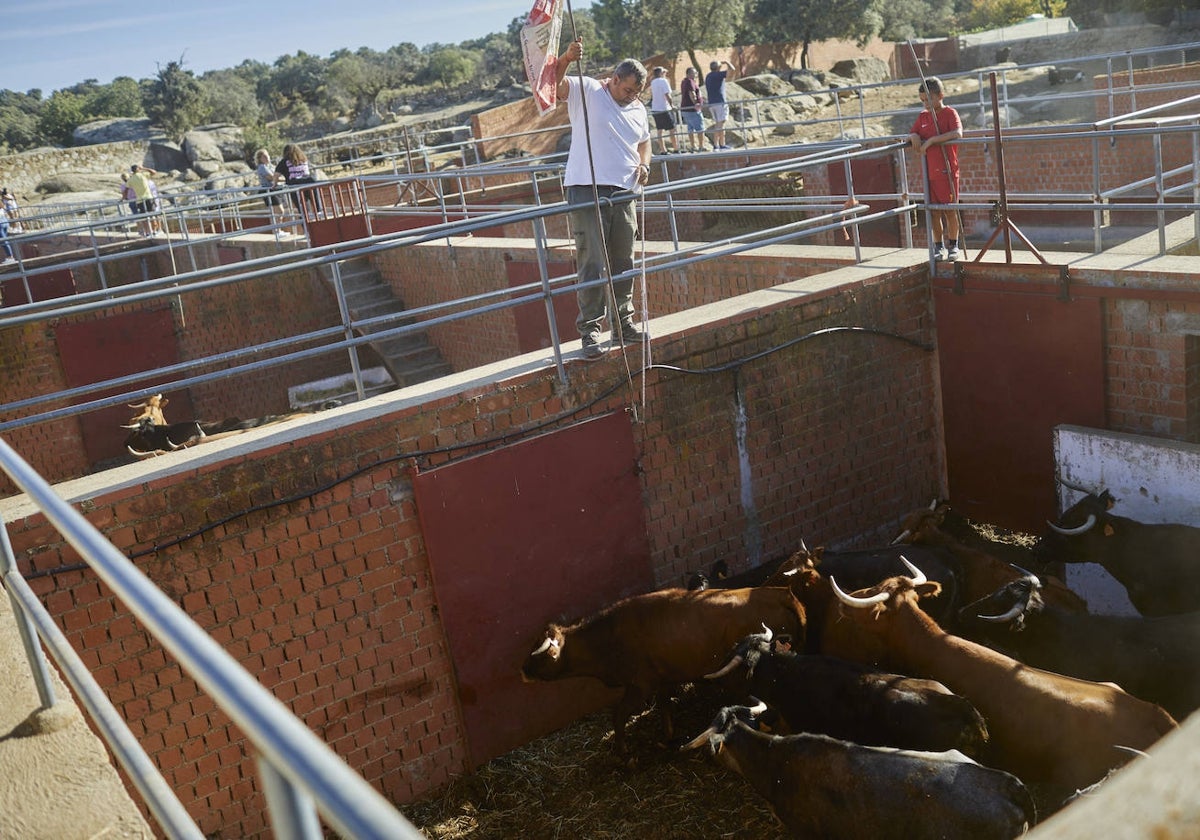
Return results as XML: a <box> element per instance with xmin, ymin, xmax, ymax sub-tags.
<box><xmin>0</xmin><ymin>591</ymin><xmax>152</xmax><ymax>839</ymax></box>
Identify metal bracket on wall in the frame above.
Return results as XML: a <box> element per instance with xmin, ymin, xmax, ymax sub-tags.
<box><xmin>952</xmin><ymin>259</ymin><xmax>967</xmax><ymax>295</ymax></box>
<box><xmin>1057</xmin><ymin>265</ymin><xmax>1072</xmax><ymax>302</ymax></box>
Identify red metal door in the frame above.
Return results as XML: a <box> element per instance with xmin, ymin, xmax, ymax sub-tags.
<box><xmin>933</xmin><ymin>284</ymin><xmax>1105</xmax><ymax>531</ymax></box>
<box><xmin>505</xmin><ymin>258</ymin><xmax>579</xmax><ymax>353</ymax></box>
<box><xmin>827</xmin><ymin>156</ymin><xmax>902</xmax><ymax>247</ymax></box>
<box><xmin>413</xmin><ymin>411</ymin><xmax>653</xmax><ymax>767</ymax></box>
<box><xmin>54</xmin><ymin>308</ymin><xmax>194</xmax><ymax>468</ymax></box>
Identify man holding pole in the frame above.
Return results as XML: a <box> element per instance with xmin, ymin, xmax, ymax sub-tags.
<box><xmin>909</xmin><ymin>76</ymin><xmax>963</xmax><ymax>261</ymax></box>
<box><xmin>555</xmin><ymin>38</ymin><xmax>652</xmax><ymax>358</ymax></box>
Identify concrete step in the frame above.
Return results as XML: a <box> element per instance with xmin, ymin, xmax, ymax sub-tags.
<box><xmin>396</xmin><ymin>360</ymin><xmax>456</xmax><ymax>388</ymax></box>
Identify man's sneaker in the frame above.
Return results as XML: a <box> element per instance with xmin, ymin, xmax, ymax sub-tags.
<box><xmin>932</xmin><ymin>244</ymin><xmax>947</xmax><ymax>262</ymax></box>
<box><xmin>617</xmin><ymin>323</ymin><xmax>647</xmax><ymax>343</ymax></box>
<box><xmin>581</xmin><ymin>333</ymin><xmax>604</xmax><ymax>359</ymax></box>
<box><xmin>946</xmin><ymin>245</ymin><xmax>961</xmax><ymax>261</ymax></box>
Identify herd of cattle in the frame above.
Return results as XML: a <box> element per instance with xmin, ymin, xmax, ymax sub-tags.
<box><xmin>521</xmin><ymin>496</ymin><xmax>1200</xmax><ymax>837</ymax></box>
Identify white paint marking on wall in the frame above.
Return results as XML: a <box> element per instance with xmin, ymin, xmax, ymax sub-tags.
<box><xmin>734</xmin><ymin>385</ymin><xmax>762</xmax><ymax>567</ymax></box>
<box><xmin>1053</xmin><ymin>424</ymin><xmax>1200</xmax><ymax>616</ymax></box>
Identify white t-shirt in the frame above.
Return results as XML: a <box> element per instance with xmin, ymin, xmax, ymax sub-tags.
<box><xmin>564</xmin><ymin>75</ymin><xmax>650</xmax><ymax>190</ymax></box>
<box><xmin>649</xmin><ymin>76</ymin><xmax>672</xmax><ymax>112</ymax></box>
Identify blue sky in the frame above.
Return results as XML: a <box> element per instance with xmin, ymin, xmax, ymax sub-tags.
<box><xmin>2</xmin><ymin>0</ymin><xmax>542</xmax><ymax>95</ymax></box>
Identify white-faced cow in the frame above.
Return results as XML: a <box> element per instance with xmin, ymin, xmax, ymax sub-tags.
<box><xmin>682</xmin><ymin>701</ymin><xmax>1035</xmax><ymax>839</ymax></box>
<box><xmin>520</xmin><ymin>586</ymin><xmax>806</xmax><ymax>753</ymax></box>
<box><xmin>1041</xmin><ymin>489</ymin><xmax>1200</xmax><ymax>616</ymax></box>
<box><xmin>816</xmin><ymin>559</ymin><xmax>1176</xmax><ymax>810</ymax></box>
<box><xmin>956</xmin><ymin>573</ymin><xmax>1200</xmax><ymax>721</ymax></box>
<box><xmin>704</xmin><ymin>627</ymin><xmax>989</xmax><ymax>757</ymax></box>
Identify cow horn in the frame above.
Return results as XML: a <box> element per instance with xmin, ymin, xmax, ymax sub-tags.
<box><xmin>747</xmin><ymin>697</ymin><xmax>768</xmax><ymax>716</ymax></box>
<box><xmin>1047</xmin><ymin>514</ymin><xmax>1097</xmax><ymax>536</ymax></box>
<box><xmin>798</xmin><ymin>537</ymin><xmax>809</xmax><ymax>553</ymax></box>
<box><xmin>119</xmin><ymin>423</ymin><xmax>141</xmax><ymax>429</ymax></box>
<box><xmin>830</xmin><ymin>576</ymin><xmax>889</xmax><ymax>607</ymax></box>
<box><xmin>976</xmin><ymin>603</ymin><xmax>1025</xmax><ymax>623</ymax></box>
<box><xmin>760</xmin><ymin>622</ymin><xmax>773</xmax><ymax>641</ymax></box>
<box><xmin>531</xmin><ymin>636</ymin><xmax>557</xmax><ymax>656</ymax></box>
<box><xmin>899</xmin><ymin>556</ymin><xmax>927</xmax><ymax>585</ymax></box>
<box><xmin>704</xmin><ymin>655</ymin><xmax>744</xmax><ymax>680</ymax></box>
<box><xmin>929</xmin><ymin>498</ymin><xmax>939</xmax><ymax>510</ymax></box>
<box><xmin>1009</xmin><ymin>563</ymin><xmax>1040</xmax><ymax>582</ymax></box>
<box><xmin>1056</xmin><ymin>474</ymin><xmax>1096</xmax><ymax>495</ymax></box>
<box><xmin>891</xmin><ymin>529</ymin><xmax>913</xmax><ymax>545</ymax></box>
<box><xmin>681</xmin><ymin>727</ymin><xmax>718</xmax><ymax>751</ymax></box>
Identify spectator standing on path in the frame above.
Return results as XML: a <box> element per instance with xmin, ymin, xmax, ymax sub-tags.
<box><xmin>0</xmin><ymin>200</ymin><xmax>14</xmax><ymax>264</ymax></box>
<box><xmin>908</xmin><ymin>76</ymin><xmax>964</xmax><ymax>261</ymax></box>
<box><xmin>126</xmin><ymin>164</ymin><xmax>159</xmax><ymax>237</ymax></box>
<box><xmin>1</xmin><ymin>188</ymin><xmax>22</xmax><ymax>233</ymax></box>
<box><xmin>679</xmin><ymin>66</ymin><xmax>705</xmax><ymax>152</ymax></box>
<box><xmin>555</xmin><ymin>37</ymin><xmax>652</xmax><ymax>360</ymax></box>
<box><xmin>705</xmin><ymin>59</ymin><xmax>735</xmax><ymax>150</ymax></box>
<box><xmin>255</xmin><ymin>148</ymin><xmax>291</xmax><ymax>240</ymax></box>
<box><xmin>648</xmin><ymin>66</ymin><xmax>677</xmax><ymax>154</ymax></box>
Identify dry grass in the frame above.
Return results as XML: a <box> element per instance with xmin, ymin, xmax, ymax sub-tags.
<box><xmin>402</xmin><ymin>685</ymin><xmax>789</xmax><ymax>840</ymax></box>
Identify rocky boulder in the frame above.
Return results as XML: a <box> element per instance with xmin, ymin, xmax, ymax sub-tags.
<box><xmin>182</xmin><ymin>124</ymin><xmax>247</xmax><ymax>175</ymax></box>
<box><xmin>734</xmin><ymin>73</ymin><xmax>797</xmax><ymax>99</ymax></box>
<box><xmin>72</xmin><ymin>118</ymin><xmax>163</xmax><ymax>145</ymax></box>
<box><xmin>149</xmin><ymin>141</ymin><xmax>190</xmax><ymax>174</ymax></box>
<box><xmin>36</xmin><ymin>173</ymin><xmax>123</xmax><ymax>196</ymax></box>
<box><xmin>830</xmin><ymin>57</ymin><xmax>891</xmax><ymax>85</ymax></box>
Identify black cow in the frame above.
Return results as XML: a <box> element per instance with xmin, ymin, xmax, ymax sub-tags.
<box><xmin>705</xmin><ymin>628</ymin><xmax>989</xmax><ymax>757</ymax></box>
<box><xmin>956</xmin><ymin>573</ymin><xmax>1200</xmax><ymax>721</ymax></box>
<box><xmin>1041</xmin><ymin>490</ymin><xmax>1200</xmax><ymax>616</ymax></box>
<box><xmin>682</xmin><ymin>702</ymin><xmax>1035</xmax><ymax>839</ymax></box>
<box><xmin>123</xmin><ymin>416</ymin><xmax>205</xmax><ymax>457</ymax></box>
<box><xmin>520</xmin><ymin>586</ymin><xmax>806</xmax><ymax>753</ymax></box>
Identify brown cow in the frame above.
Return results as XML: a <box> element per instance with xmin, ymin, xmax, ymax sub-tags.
<box><xmin>520</xmin><ymin>586</ymin><xmax>806</xmax><ymax>753</ymax></box>
<box><xmin>892</xmin><ymin>500</ymin><xmax>1088</xmax><ymax>616</ymax></box>
<box><xmin>816</xmin><ymin>559</ymin><xmax>1176</xmax><ymax>811</ymax></box>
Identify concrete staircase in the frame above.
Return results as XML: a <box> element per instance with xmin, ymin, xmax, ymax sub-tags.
<box><xmin>324</xmin><ymin>257</ymin><xmax>454</xmax><ymax>389</ymax></box>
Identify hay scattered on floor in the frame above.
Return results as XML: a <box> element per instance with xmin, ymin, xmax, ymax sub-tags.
<box><xmin>403</xmin><ymin>685</ymin><xmax>789</xmax><ymax>840</ymax></box>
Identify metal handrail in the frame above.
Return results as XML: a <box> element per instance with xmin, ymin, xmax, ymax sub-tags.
<box><xmin>0</xmin><ymin>437</ymin><xmax>425</xmax><ymax>840</ymax></box>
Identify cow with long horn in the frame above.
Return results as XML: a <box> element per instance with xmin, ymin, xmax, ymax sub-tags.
<box><xmin>815</xmin><ymin>557</ymin><xmax>1176</xmax><ymax>813</ymax></box>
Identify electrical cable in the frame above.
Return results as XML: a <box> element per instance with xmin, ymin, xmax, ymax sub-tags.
<box><xmin>25</xmin><ymin>325</ymin><xmax>933</xmax><ymax>580</ymax></box>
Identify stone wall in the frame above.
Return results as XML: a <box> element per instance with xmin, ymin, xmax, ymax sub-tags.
<box><xmin>0</xmin><ymin>141</ymin><xmax>150</xmax><ymax>201</ymax></box>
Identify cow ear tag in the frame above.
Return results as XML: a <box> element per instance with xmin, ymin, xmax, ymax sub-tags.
<box><xmin>1103</xmin><ymin>523</ymin><xmax>1115</xmax><ymax>537</ymax></box>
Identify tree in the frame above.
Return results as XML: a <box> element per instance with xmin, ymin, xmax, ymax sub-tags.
<box><xmin>747</xmin><ymin>0</ymin><xmax>882</xmax><ymax>68</ymax></box>
<box><xmin>87</xmin><ymin>77</ymin><xmax>145</xmax><ymax>119</ymax></box>
<box><xmin>36</xmin><ymin>90</ymin><xmax>86</xmax><ymax>146</ymax></box>
<box><xmin>869</xmin><ymin>0</ymin><xmax>959</xmax><ymax>40</ymax></box>
<box><xmin>960</xmin><ymin>0</ymin><xmax>1044</xmax><ymax>31</ymax></box>
<box><xmin>629</xmin><ymin>0</ymin><xmax>749</xmax><ymax>71</ymax></box>
<box><xmin>424</xmin><ymin>47</ymin><xmax>479</xmax><ymax>88</ymax></box>
<box><xmin>199</xmin><ymin>70</ymin><xmax>262</xmax><ymax>126</ymax></box>
<box><xmin>327</xmin><ymin>49</ymin><xmax>402</xmax><ymax>122</ymax></box>
<box><xmin>144</xmin><ymin>59</ymin><xmax>205</xmax><ymax>139</ymax></box>
<box><xmin>0</xmin><ymin>90</ymin><xmax>41</xmax><ymax>152</ymax></box>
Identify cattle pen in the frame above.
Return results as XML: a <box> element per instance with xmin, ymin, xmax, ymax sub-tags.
<box><xmin>2</xmin><ymin>48</ymin><xmax>1200</xmax><ymax>839</ymax></box>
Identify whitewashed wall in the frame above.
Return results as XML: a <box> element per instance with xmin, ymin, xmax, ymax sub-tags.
<box><xmin>1052</xmin><ymin>424</ymin><xmax>1200</xmax><ymax>615</ymax></box>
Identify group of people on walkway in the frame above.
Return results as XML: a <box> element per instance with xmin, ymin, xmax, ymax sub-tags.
<box><xmin>120</xmin><ymin>164</ymin><xmax>163</xmax><ymax>237</ymax></box>
<box><xmin>646</xmin><ymin>60</ymin><xmax>735</xmax><ymax>154</ymax></box>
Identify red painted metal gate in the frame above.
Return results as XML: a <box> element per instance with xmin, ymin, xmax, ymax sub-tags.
<box><xmin>413</xmin><ymin>411</ymin><xmax>653</xmax><ymax>767</ymax></box>
<box><xmin>54</xmin><ymin>308</ymin><xmax>194</xmax><ymax>468</ymax></box>
<box><xmin>505</xmin><ymin>259</ymin><xmax>578</xmax><ymax>354</ymax></box>
<box><xmin>933</xmin><ymin>281</ymin><xmax>1106</xmax><ymax>531</ymax></box>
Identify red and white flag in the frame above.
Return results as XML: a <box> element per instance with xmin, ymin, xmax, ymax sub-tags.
<box><xmin>520</xmin><ymin>0</ymin><xmax>564</xmax><ymax>116</ymax></box>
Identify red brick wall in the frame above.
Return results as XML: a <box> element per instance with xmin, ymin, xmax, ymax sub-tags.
<box><xmin>3</xmin><ymin>257</ymin><xmax>944</xmax><ymax>837</ymax></box>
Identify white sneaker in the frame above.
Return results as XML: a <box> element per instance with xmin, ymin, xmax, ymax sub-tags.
<box><xmin>932</xmin><ymin>245</ymin><xmax>947</xmax><ymax>262</ymax></box>
<box><xmin>1</xmin><ymin>257</ymin><xmax>15</xmax><ymax>265</ymax></box>
<box><xmin>946</xmin><ymin>245</ymin><xmax>961</xmax><ymax>261</ymax></box>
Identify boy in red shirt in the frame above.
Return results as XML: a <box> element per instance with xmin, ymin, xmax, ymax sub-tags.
<box><xmin>909</xmin><ymin>77</ymin><xmax>963</xmax><ymax>261</ymax></box>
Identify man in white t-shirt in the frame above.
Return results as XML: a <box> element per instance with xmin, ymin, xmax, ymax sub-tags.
<box><xmin>555</xmin><ymin>38</ymin><xmax>652</xmax><ymax>359</ymax></box>
<box><xmin>648</xmin><ymin>66</ymin><xmax>677</xmax><ymax>154</ymax></box>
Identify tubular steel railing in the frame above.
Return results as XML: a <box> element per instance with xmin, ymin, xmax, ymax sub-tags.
<box><xmin>0</xmin><ymin>437</ymin><xmax>425</xmax><ymax>840</ymax></box>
